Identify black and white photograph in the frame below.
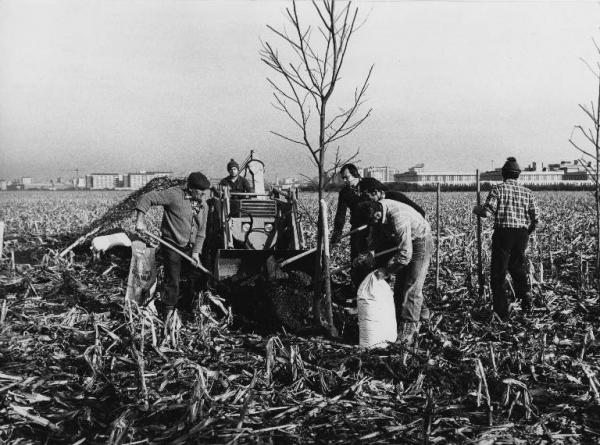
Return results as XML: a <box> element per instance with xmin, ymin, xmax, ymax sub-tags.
<box><xmin>2</xmin><ymin>0</ymin><xmax>600</xmax><ymax>442</ymax></box>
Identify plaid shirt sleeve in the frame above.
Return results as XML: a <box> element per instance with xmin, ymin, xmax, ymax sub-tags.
<box><xmin>528</xmin><ymin>192</ymin><xmax>539</xmax><ymax>228</ymax></box>
<box><xmin>389</xmin><ymin>211</ymin><xmax>412</xmax><ymax>266</ymax></box>
<box><xmin>483</xmin><ymin>186</ymin><xmax>499</xmax><ymax>215</ymax></box>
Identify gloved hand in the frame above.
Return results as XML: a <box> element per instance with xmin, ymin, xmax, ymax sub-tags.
<box><xmin>353</xmin><ymin>250</ymin><xmax>375</xmax><ymax>268</ymax></box>
<box><xmin>374</xmin><ymin>267</ymin><xmax>390</xmax><ymax>280</ymax></box>
<box><xmin>472</xmin><ymin>205</ymin><xmax>488</xmax><ymax>217</ymax></box>
<box><xmin>387</xmin><ymin>256</ymin><xmax>405</xmax><ymax>274</ymax></box>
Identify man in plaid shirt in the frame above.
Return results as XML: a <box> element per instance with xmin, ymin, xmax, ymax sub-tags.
<box><xmin>474</xmin><ymin>157</ymin><xmax>539</xmax><ymax>319</ymax></box>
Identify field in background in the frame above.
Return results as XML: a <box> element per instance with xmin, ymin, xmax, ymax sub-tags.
<box><xmin>1</xmin><ymin>189</ymin><xmax>596</xmax><ymax>300</ymax></box>
<box><xmin>1</xmin><ymin>189</ymin><xmax>599</xmax><ymax>443</ymax></box>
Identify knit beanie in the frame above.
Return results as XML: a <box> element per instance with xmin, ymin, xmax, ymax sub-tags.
<box><xmin>360</xmin><ymin>177</ymin><xmax>388</xmax><ymax>193</ymax></box>
<box><xmin>227</xmin><ymin>159</ymin><xmax>240</xmax><ymax>171</ymax></box>
<box><xmin>187</xmin><ymin>172</ymin><xmax>210</xmax><ymax>190</ymax></box>
<box><xmin>502</xmin><ymin>157</ymin><xmax>521</xmax><ymax>173</ymax></box>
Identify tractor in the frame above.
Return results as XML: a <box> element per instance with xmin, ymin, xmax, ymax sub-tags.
<box><xmin>208</xmin><ymin>151</ymin><xmax>314</xmax><ymax>282</ymax></box>
<box><xmin>202</xmin><ymin>151</ymin><xmax>316</xmax><ymax>331</ymax></box>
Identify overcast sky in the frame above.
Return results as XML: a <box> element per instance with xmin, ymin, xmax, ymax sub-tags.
<box><xmin>1</xmin><ymin>0</ymin><xmax>600</xmax><ymax>181</ymax></box>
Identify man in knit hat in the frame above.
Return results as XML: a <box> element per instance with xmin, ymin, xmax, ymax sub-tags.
<box><xmin>220</xmin><ymin>159</ymin><xmax>253</xmax><ymax>216</ymax></box>
<box><xmin>473</xmin><ymin>157</ymin><xmax>539</xmax><ymax>319</ymax></box>
<box><xmin>220</xmin><ymin>159</ymin><xmax>253</xmax><ymax>194</ymax></box>
<box><xmin>136</xmin><ymin>171</ymin><xmax>211</xmax><ymax>321</ymax></box>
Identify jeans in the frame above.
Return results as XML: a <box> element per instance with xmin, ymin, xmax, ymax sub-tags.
<box><xmin>162</xmin><ymin>245</ymin><xmax>205</xmax><ymax>308</ymax></box>
<box><xmin>393</xmin><ymin>233</ymin><xmax>433</xmax><ymax>323</ymax></box>
<box><xmin>490</xmin><ymin>228</ymin><xmax>530</xmax><ymax>318</ymax></box>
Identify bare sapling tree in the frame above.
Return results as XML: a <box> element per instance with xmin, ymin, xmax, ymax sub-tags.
<box><xmin>261</xmin><ymin>0</ymin><xmax>373</xmax><ymax>332</ymax></box>
<box><xmin>569</xmin><ymin>39</ymin><xmax>600</xmax><ymax>291</ymax></box>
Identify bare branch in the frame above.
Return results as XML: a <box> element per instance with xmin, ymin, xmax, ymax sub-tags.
<box><xmin>325</xmin><ymin>65</ymin><xmax>373</xmax><ymax>144</ymax></box>
<box><xmin>264</xmin><ymin>0</ymin><xmax>371</xmax><ymax>190</ymax></box>
<box><xmin>569</xmin><ymin>137</ymin><xmax>596</xmax><ymax>159</ymax></box>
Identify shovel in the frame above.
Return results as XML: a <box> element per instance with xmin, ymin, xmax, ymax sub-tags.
<box><xmin>266</xmin><ymin>224</ymin><xmax>368</xmax><ymax>281</ymax></box>
<box><xmin>239</xmin><ymin>225</ymin><xmax>369</xmax><ymax>286</ymax></box>
<box><xmin>140</xmin><ymin>230</ymin><xmax>217</xmax><ymax>280</ymax></box>
<box><xmin>330</xmin><ymin>245</ymin><xmax>402</xmax><ymax>276</ymax></box>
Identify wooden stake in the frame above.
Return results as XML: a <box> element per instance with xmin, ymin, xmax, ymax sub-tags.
<box><xmin>10</xmin><ymin>249</ymin><xmax>15</xmax><ymax>277</ymax></box>
<box><xmin>320</xmin><ymin>199</ymin><xmax>336</xmax><ymax>337</ymax></box>
<box><xmin>435</xmin><ymin>183</ymin><xmax>441</xmax><ymax>293</ymax></box>
<box><xmin>475</xmin><ymin>359</ymin><xmax>493</xmax><ymax>426</ymax></box>
<box><xmin>0</xmin><ymin>221</ymin><xmax>4</xmax><ymax>259</ymax></box>
<box><xmin>476</xmin><ymin>170</ymin><xmax>484</xmax><ymax>297</ymax></box>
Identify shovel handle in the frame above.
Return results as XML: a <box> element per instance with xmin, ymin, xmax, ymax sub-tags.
<box><xmin>331</xmin><ymin>245</ymin><xmax>402</xmax><ymax>275</ymax></box>
<box><xmin>141</xmin><ymin>230</ymin><xmax>214</xmax><ymax>278</ymax></box>
<box><xmin>278</xmin><ymin>225</ymin><xmax>368</xmax><ymax>268</ymax></box>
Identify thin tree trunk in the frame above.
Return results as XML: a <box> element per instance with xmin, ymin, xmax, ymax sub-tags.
<box><xmin>435</xmin><ymin>183</ymin><xmax>441</xmax><ymax>294</ymax></box>
<box><xmin>320</xmin><ymin>199</ymin><xmax>336</xmax><ymax>336</ymax></box>
<box><xmin>595</xmin><ymin>76</ymin><xmax>600</xmax><ymax>292</ymax></box>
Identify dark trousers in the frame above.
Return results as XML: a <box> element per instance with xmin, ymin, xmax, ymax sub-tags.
<box><xmin>393</xmin><ymin>234</ymin><xmax>433</xmax><ymax>323</ymax></box>
<box><xmin>490</xmin><ymin>228</ymin><xmax>530</xmax><ymax>318</ymax></box>
<box><xmin>350</xmin><ymin>230</ymin><xmax>368</xmax><ymax>288</ymax></box>
<box><xmin>162</xmin><ymin>246</ymin><xmax>204</xmax><ymax>308</ymax></box>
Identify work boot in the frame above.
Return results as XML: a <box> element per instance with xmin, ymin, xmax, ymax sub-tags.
<box><xmin>397</xmin><ymin>321</ymin><xmax>421</xmax><ymax>347</ymax></box>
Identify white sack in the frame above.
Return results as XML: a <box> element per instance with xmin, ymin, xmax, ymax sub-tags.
<box><xmin>357</xmin><ymin>271</ymin><xmax>397</xmax><ymax>349</ymax></box>
<box><xmin>91</xmin><ymin>232</ymin><xmax>132</xmax><ymax>253</ymax></box>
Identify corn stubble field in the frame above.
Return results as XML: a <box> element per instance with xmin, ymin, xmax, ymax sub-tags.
<box><xmin>0</xmin><ymin>189</ymin><xmax>599</xmax><ymax>444</ymax></box>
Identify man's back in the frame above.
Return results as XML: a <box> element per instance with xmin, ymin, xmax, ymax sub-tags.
<box><xmin>385</xmin><ymin>190</ymin><xmax>425</xmax><ymax>218</ymax></box>
<box><xmin>484</xmin><ymin>179</ymin><xmax>537</xmax><ymax>229</ymax></box>
<box><xmin>380</xmin><ymin>199</ymin><xmax>430</xmax><ymax>240</ymax></box>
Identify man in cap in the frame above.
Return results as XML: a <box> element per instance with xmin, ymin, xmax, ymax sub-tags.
<box><xmin>473</xmin><ymin>157</ymin><xmax>539</xmax><ymax>319</ymax></box>
<box><xmin>135</xmin><ymin>172</ymin><xmax>211</xmax><ymax>320</ymax></box>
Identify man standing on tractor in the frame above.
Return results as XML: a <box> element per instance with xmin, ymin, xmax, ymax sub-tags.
<box><xmin>220</xmin><ymin>159</ymin><xmax>253</xmax><ymax>216</ymax></box>
<box><xmin>220</xmin><ymin>159</ymin><xmax>253</xmax><ymax>194</ymax></box>
<box><xmin>473</xmin><ymin>157</ymin><xmax>539</xmax><ymax>319</ymax></box>
<box><xmin>135</xmin><ymin>172</ymin><xmax>211</xmax><ymax>321</ymax></box>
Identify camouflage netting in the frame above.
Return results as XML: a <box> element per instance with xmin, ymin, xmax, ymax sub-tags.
<box><xmin>66</xmin><ymin>176</ymin><xmax>186</xmax><ymax>245</ymax></box>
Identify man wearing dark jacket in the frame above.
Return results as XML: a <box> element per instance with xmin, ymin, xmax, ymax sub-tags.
<box><xmin>473</xmin><ymin>157</ymin><xmax>539</xmax><ymax>319</ymax></box>
<box><xmin>135</xmin><ymin>172</ymin><xmax>210</xmax><ymax>320</ymax></box>
<box><xmin>220</xmin><ymin>159</ymin><xmax>252</xmax><ymax>194</ymax></box>
<box><xmin>330</xmin><ymin>164</ymin><xmax>367</xmax><ymax>287</ymax></box>
<box><xmin>331</xmin><ymin>165</ymin><xmax>427</xmax><ymax>287</ymax></box>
